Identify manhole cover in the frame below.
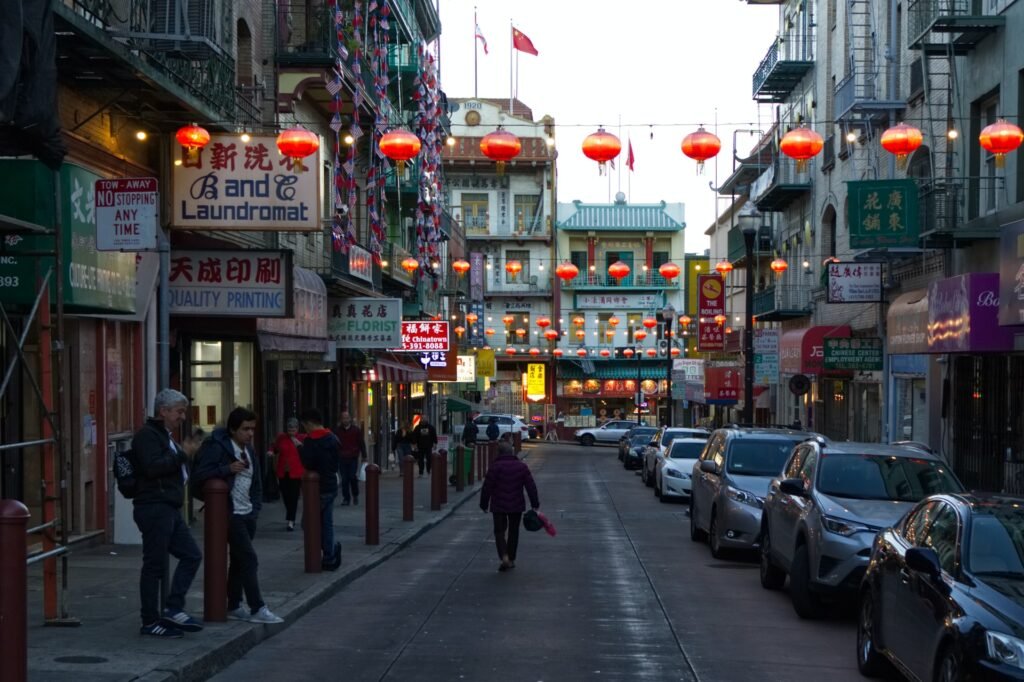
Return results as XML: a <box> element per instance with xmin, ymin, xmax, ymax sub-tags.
<box><xmin>54</xmin><ymin>656</ymin><xmax>108</xmax><ymax>664</ymax></box>
<box><xmin>706</xmin><ymin>563</ymin><xmax>758</xmax><ymax>570</ymax></box>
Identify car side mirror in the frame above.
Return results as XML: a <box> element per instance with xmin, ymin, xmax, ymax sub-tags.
<box><xmin>906</xmin><ymin>547</ymin><xmax>942</xmax><ymax>580</ymax></box>
<box><xmin>779</xmin><ymin>478</ymin><xmax>807</xmax><ymax>496</ymax></box>
<box><xmin>699</xmin><ymin>460</ymin><xmax>718</xmax><ymax>475</ymax></box>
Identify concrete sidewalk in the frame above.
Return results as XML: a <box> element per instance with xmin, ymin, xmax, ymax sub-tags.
<box><xmin>25</xmin><ymin>454</ymin><xmax>493</xmax><ymax>682</ymax></box>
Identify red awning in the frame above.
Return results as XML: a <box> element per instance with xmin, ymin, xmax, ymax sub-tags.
<box><xmin>779</xmin><ymin>325</ymin><xmax>851</xmax><ymax>376</ymax></box>
<box><xmin>371</xmin><ymin>357</ymin><xmax>426</xmax><ymax>383</ymax></box>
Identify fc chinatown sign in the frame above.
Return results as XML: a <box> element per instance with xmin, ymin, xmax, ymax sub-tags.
<box><xmin>697</xmin><ymin>274</ymin><xmax>725</xmax><ymax>352</ymax></box>
<box><xmin>398</xmin><ymin>321</ymin><xmax>450</xmax><ymax>352</ymax></box>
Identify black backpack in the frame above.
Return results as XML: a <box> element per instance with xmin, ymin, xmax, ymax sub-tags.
<box><xmin>113</xmin><ymin>448</ymin><xmax>139</xmax><ymax>499</ymax></box>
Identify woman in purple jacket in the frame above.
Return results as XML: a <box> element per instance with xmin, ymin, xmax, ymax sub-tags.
<box><xmin>480</xmin><ymin>438</ymin><xmax>540</xmax><ymax>572</ymax></box>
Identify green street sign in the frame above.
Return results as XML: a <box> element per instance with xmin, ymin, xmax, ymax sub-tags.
<box><xmin>824</xmin><ymin>337</ymin><xmax>883</xmax><ymax>371</ymax></box>
<box><xmin>847</xmin><ymin>179</ymin><xmax>919</xmax><ymax>249</ymax></box>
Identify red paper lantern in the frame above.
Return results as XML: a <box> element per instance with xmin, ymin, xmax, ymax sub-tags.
<box><xmin>552</xmin><ymin>348</ymin><xmax>564</xmax><ymax>358</ymax></box>
<box><xmin>635</xmin><ymin>330</ymin><xmax>648</xmax><ymax>341</ymax></box>
<box><xmin>623</xmin><ymin>348</ymin><xmax>635</xmax><ymax>358</ymax></box>
<box><xmin>599</xmin><ymin>349</ymin><xmax>611</xmax><ymax>358</ymax></box>
<box><xmin>608</xmin><ymin>261</ymin><xmax>631</xmax><ymax>280</ymax></box>
<box><xmin>529</xmin><ymin>347</ymin><xmax>541</xmax><ymax>356</ymax></box>
<box><xmin>276</xmin><ymin>127</ymin><xmax>320</xmax><ymax>172</ymax></box>
<box><xmin>480</xmin><ymin>129</ymin><xmax>522</xmax><ymax>175</ymax></box>
<box><xmin>658</xmin><ymin>262</ymin><xmax>681</xmax><ymax>281</ymax></box>
<box><xmin>379</xmin><ymin>129</ymin><xmax>421</xmax><ymax>173</ymax></box>
<box><xmin>980</xmin><ymin>119</ymin><xmax>1024</xmax><ymax>168</ymax></box>
<box><xmin>670</xmin><ymin>347</ymin><xmax>681</xmax><ymax>357</ymax></box>
<box><xmin>555</xmin><ymin>261</ymin><xmax>579</xmax><ymax>282</ymax></box>
<box><xmin>770</xmin><ymin>258</ymin><xmax>789</xmax><ymax>274</ymax></box>
<box><xmin>679</xmin><ymin>314</ymin><xmax>692</xmax><ymax>326</ymax></box>
<box><xmin>582</xmin><ymin>127</ymin><xmax>621</xmax><ymax>174</ymax></box>
<box><xmin>502</xmin><ymin>314</ymin><xmax>516</xmax><ymax>326</ymax></box>
<box><xmin>466</xmin><ymin>312</ymin><xmax>478</xmax><ymax>324</ymax></box>
<box><xmin>646</xmin><ymin>349</ymin><xmax>658</xmax><ymax>358</ymax></box>
<box><xmin>714</xmin><ymin>314</ymin><xmax>727</xmax><ymax>326</ymax></box>
<box><xmin>536</xmin><ymin>317</ymin><xmax>551</xmax><ymax>328</ymax></box>
<box><xmin>452</xmin><ymin>259</ymin><xmax>470</xmax><ymax>276</ymax></box>
<box><xmin>506</xmin><ymin>348</ymin><xmax>517</xmax><ymax>356</ymax></box>
<box><xmin>576</xmin><ymin>348</ymin><xmax>588</xmax><ymax>357</ymax></box>
<box><xmin>401</xmin><ymin>257</ymin><xmax>419</xmax><ymax>274</ymax></box>
<box><xmin>454</xmin><ymin>325</ymin><xmax>466</xmax><ymax>338</ymax></box>
<box><xmin>642</xmin><ymin>317</ymin><xmax>658</xmax><ymax>329</ymax></box>
<box><xmin>715</xmin><ymin>260</ymin><xmax>734</xmax><ymax>276</ymax></box>
<box><xmin>175</xmin><ymin>124</ymin><xmax>210</xmax><ymax>150</ymax></box>
<box><xmin>505</xmin><ymin>260</ymin><xmax>523</xmax><ymax>279</ymax></box>
<box><xmin>575</xmin><ymin>329</ymin><xmax>586</xmax><ymax>340</ymax></box>
<box><xmin>880</xmin><ymin>123</ymin><xmax>923</xmax><ymax>168</ymax></box>
<box><xmin>779</xmin><ymin>127</ymin><xmax>824</xmax><ymax>172</ymax></box>
<box><xmin>573</xmin><ymin>316</ymin><xmax>586</xmax><ymax>327</ymax></box>
<box><xmin>604</xmin><ymin>329</ymin><xmax>615</xmax><ymax>340</ymax></box>
<box><xmin>608</xmin><ymin>316</ymin><xmax>620</xmax><ymax>327</ymax></box>
<box><xmin>485</xmin><ymin>328</ymin><xmax>496</xmax><ymax>336</ymax></box>
<box><xmin>515</xmin><ymin>328</ymin><xmax>526</xmax><ymax>337</ymax></box>
<box><xmin>544</xmin><ymin>330</ymin><xmax>559</xmax><ymax>342</ymax></box>
<box><xmin>681</xmin><ymin>127</ymin><xmax>721</xmax><ymax>171</ymax></box>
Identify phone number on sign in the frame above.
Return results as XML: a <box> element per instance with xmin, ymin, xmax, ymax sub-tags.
<box><xmin>403</xmin><ymin>341</ymin><xmax>447</xmax><ymax>351</ymax></box>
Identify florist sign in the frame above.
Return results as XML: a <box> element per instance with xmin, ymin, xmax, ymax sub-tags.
<box><xmin>171</xmin><ymin>134</ymin><xmax>320</xmax><ymax>231</ymax></box>
<box><xmin>328</xmin><ymin>297</ymin><xmax>402</xmax><ymax>348</ymax></box>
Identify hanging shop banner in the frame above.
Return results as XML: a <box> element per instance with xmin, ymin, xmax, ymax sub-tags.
<box><xmin>476</xmin><ymin>348</ymin><xmax>496</xmax><ymax>378</ymax></box>
<box><xmin>704</xmin><ymin>366</ymin><xmax>741</xmax><ymax>404</ymax></box>
<box><xmin>753</xmin><ymin>329</ymin><xmax>779</xmax><ymax>385</ymax></box>
<box><xmin>171</xmin><ymin>134</ymin><xmax>320</xmax><ymax>231</ymax></box>
<box><xmin>398</xmin><ymin>321</ymin><xmax>450</xmax><ymax>352</ymax></box>
<box><xmin>847</xmin><ymin>179</ymin><xmax>920</xmax><ymax>249</ymax></box>
<box><xmin>999</xmin><ymin>219</ymin><xmax>1024</xmax><ymax>326</ymax></box>
<box><xmin>470</xmin><ymin>252</ymin><xmax>485</xmax><ymax>301</ymax></box>
<box><xmin>169</xmin><ymin>249</ymin><xmax>292</xmax><ymax>316</ymax></box>
<box><xmin>697</xmin><ymin>274</ymin><xmax>725</xmax><ymax>352</ymax></box>
<box><xmin>826</xmin><ymin>262</ymin><xmax>883</xmax><ymax>303</ymax></box>
<box><xmin>419</xmin><ymin>350</ymin><xmax>457</xmax><ymax>382</ymax></box>
<box><xmin>94</xmin><ymin>177</ymin><xmax>159</xmax><ymax>251</ymax></box>
<box><xmin>823</xmin><ymin>337</ymin><xmax>883</xmax><ymax>371</ymax></box>
<box><xmin>328</xmin><ymin>297</ymin><xmax>402</xmax><ymax>348</ymax></box>
<box><xmin>574</xmin><ymin>292</ymin><xmax>664</xmax><ymax>309</ymax></box>
<box><xmin>457</xmin><ymin>355</ymin><xmax>477</xmax><ymax>383</ymax></box>
<box><xmin>526</xmin><ymin>363</ymin><xmax>546</xmax><ymax>401</ymax></box>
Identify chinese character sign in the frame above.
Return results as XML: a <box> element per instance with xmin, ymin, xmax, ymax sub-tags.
<box><xmin>398</xmin><ymin>321</ymin><xmax>450</xmax><ymax>352</ymax></box>
<box><xmin>457</xmin><ymin>355</ymin><xmax>477</xmax><ymax>383</ymax></box>
<box><xmin>697</xmin><ymin>274</ymin><xmax>725</xmax><ymax>352</ymax></box>
<box><xmin>171</xmin><ymin>134</ymin><xmax>320</xmax><ymax>232</ymax></box>
<box><xmin>827</xmin><ymin>262</ymin><xmax>883</xmax><ymax>303</ymax></box>
<box><xmin>168</xmin><ymin>250</ymin><xmax>291</xmax><ymax>316</ymax></box>
<box><xmin>526</xmin><ymin>363</ymin><xmax>546</xmax><ymax>401</ymax></box>
<box><xmin>476</xmin><ymin>348</ymin><xmax>495</xmax><ymax>378</ymax></box>
<box><xmin>848</xmin><ymin>179</ymin><xmax>919</xmax><ymax>248</ymax></box>
<box><xmin>823</xmin><ymin>337</ymin><xmax>883</xmax><ymax>371</ymax></box>
<box><xmin>328</xmin><ymin>297</ymin><xmax>402</xmax><ymax>348</ymax></box>
<box><xmin>419</xmin><ymin>351</ymin><xmax>457</xmax><ymax>382</ymax></box>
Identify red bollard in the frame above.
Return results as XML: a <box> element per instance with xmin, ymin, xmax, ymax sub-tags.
<box><xmin>455</xmin><ymin>445</ymin><xmax>465</xmax><ymax>492</ymax></box>
<box><xmin>468</xmin><ymin>443</ymin><xmax>477</xmax><ymax>485</ymax></box>
<box><xmin>402</xmin><ymin>455</ymin><xmax>415</xmax><ymax>521</ymax></box>
<box><xmin>203</xmin><ymin>479</ymin><xmax>230</xmax><ymax>622</ymax></box>
<box><xmin>513</xmin><ymin>431</ymin><xmax>522</xmax><ymax>454</ymax></box>
<box><xmin>302</xmin><ymin>471</ymin><xmax>321</xmax><ymax>573</ymax></box>
<box><xmin>430</xmin><ymin>452</ymin><xmax>443</xmax><ymax>510</ymax></box>
<box><xmin>0</xmin><ymin>499</ymin><xmax>30</xmax><ymax>682</ymax></box>
<box><xmin>440</xmin><ymin>449</ymin><xmax>448</xmax><ymax>504</ymax></box>
<box><xmin>364</xmin><ymin>464</ymin><xmax>380</xmax><ymax>545</ymax></box>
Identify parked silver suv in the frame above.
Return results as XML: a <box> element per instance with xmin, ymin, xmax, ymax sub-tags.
<box><xmin>690</xmin><ymin>427</ymin><xmax>813</xmax><ymax>558</ymax></box>
<box><xmin>759</xmin><ymin>439</ymin><xmax>963</xmax><ymax>619</ymax></box>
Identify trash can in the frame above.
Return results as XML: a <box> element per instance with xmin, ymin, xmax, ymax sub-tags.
<box><xmin>449</xmin><ymin>446</ymin><xmax>474</xmax><ymax>486</ymax></box>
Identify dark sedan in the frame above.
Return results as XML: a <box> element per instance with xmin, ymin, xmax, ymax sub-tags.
<box><xmin>618</xmin><ymin>426</ymin><xmax>656</xmax><ymax>462</ymax></box>
<box><xmin>622</xmin><ymin>433</ymin><xmax>652</xmax><ymax>471</ymax></box>
<box><xmin>858</xmin><ymin>493</ymin><xmax>1024</xmax><ymax>681</ymax></box>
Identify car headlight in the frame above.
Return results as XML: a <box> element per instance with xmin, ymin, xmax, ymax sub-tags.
<box><xmin>986</xmin><ymin>632</ymin><xmax>1024</xmax><ymax>670</ymax></box>
<box><xmin>821</xmin><ymin>515</ymin><xmax>872</xmax><ymax>537</ymax></box>
<box><xmin>725</xmin><ymin>486</ymin><xmax>763</xmax><ymax>509</ymax></box>
<box><xmin>665</xmin><ymin>468</ymin><xmax>689</xmax><ymax>480</ymax></box>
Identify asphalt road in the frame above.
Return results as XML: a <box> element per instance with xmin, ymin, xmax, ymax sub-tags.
<box><xmin>211</xmin><ymin>442</ymin><xmax>870</xmax><ymax>682</ymax></box>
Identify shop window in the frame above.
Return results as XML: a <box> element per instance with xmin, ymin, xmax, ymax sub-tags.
<box><xmin>188</xmin><ymin>340</ymin><xmax>255</xmax><ymax>431</ymax></box>
<box><xmin>105</xmin><ymin>322</ymin><xmax>136</xmax><ymax>435</ymax></box>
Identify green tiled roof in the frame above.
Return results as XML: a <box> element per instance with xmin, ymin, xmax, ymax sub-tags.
<box><xmin>558</xmin><ymin>363</ymin><xmax>667</xmax><ymax>380</ymax></box>
<box><xmin>558</xmin><ymin>201</ymin><xmax>685</xmax><ymax>231</ymax></box>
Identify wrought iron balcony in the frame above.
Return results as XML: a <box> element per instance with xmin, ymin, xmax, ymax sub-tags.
<box><xmin>908</xmin><ymin>0</ymin><xmax>1004</xmax><ymax>55</ymax></box>
<box><xmin>751</xmin><ymin>157</ymin><xmax>812</xmax><ymax>212</ymax></box>
<box><xmin>752</xmin><ymin>34</ymin><xmax>815</xmax><ymax>103</ymax></box>
<box><xmin>834</xmin><ymin>70</ymin><xmax>905</xmax><ymax>123</ymax></box>
<box><xmin>752</xmin><ymin>284</ymin><xmax>811</xmax><ymax>321</ymax></box>
<box><xmin>486</xmin><ymin>275</ymin><xmax>553</xmax><ymax>296</ymax></box>
<box><xmin>560</xmin><ymin>272</ymin><xmax>680</xmax><ymax>290</ymax></box>
<box><xmin>727</xmin><ymin>225</ymin><xmax>774</xmax><ymax>264</ymax></box>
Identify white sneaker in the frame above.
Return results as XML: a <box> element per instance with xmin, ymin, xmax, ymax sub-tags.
<box><xmin>249</xmin><ymin>606</ymin><xmax>284</xmax><ymax>624</ymax></box>
<box><xmin>227</xmin><ymin>607</ymin><xmax>250</xmax><ymax>621</ymax></box>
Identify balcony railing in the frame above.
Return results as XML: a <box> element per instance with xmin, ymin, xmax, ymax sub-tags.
<box><xmin>908</xmin><ymin>0</ymin><xmax>1005</xmax><ymax>52</ymax></box>
<box><xmin>727</xmin><ymin>225</ymin><xmax>774</xmax><ymax>263</ymax></box>
<box><xmin>561</xmin><ymin>272</ymin><xmax>681</xmax><ymax>290</ymax></box>
<box><xmin>750</xmin><ymin>157</ymin><xmax>812</xmax><ymax>212</ymax></box>
<box><xmin>752</xmin><ymin>284</ymin><xmax>811</xmax><ymax>318</ymax></box>
<box><xmin>486</xmin><ymin>275</ymin><xmax>552</xmax><ymax>295</ymax></box>
<box><xmin>752</xmin><ymin>33</ymin><xmax>815</xmax><ymax>103</ymax></box>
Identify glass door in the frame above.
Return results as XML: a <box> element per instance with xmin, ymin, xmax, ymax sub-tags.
<box><xmin>188</xmin><ymin>340</ymin><xmax>255</xmax><ymax>432</ymax></box>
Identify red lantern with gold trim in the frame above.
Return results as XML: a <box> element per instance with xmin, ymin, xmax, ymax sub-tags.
<box><xmin>505</xmin><ymin>260</ymin><xmax>523</xmax><ymax>280</ymax></box>
<box><xmin>552</xmin><ymin>348</ymin><xmax>564</xmax><ymax>358</ymax></box>
<box><xmin>714</xmin><ymin>314</ymin><xmax>727</xmax><ymax>326</ymax></box>
<box><xmin>980</xmin><ymin>119</ymin><xmax>1024</xmax><ymax>168</ymax></box>
<box><xmin>582</xmin><ymin>127</ymin><xmax>621</xmax><ymax>175</ymax></box>
<box><xmin>575</xmin><ymin>329</ymin><xmax>586</xmax><ymax>341</ymax></box>
<box><xmin>485</xmin><ymin>328</ymin><xmax>496</xmax><ymax>336</ymax></box>
<box><xmin>502</xmin><ymin>314</ymin><xmax>515</xmax><ymax>326</ymax></box>
<box><xmin>576</xmin><ymin>348</ymin><xmax>588</xmax><ymax>358</ymax></box>
<box><xmin>658</xmin><ymin>262</ymin><xmax>681</xmax><ymax>281</ymax></box>
<box><xmin>608</xmin><ymin>316</ymin><xmax>620</xmax><ymax>327</ymax></box>
<box><xmin>679</xmin><ymin>314</ymin><xmax>692</xmax><ymax>327</ymax></box>
<box><xmin>623</xmin><ymin>348</ymin><xmax>635</xmax><ymax>358</ymax></box>
<box><xmin>880</xmin><ymin>123</ymin><xmax>923</xmax><ymax>169</ymax></box>
<box><xmin>715</xmin><ymin>260</ymin><xmax>734</xmax><ymax>276</ymax></box>
<box><xmin>670</xmin><ymin>347</ymin><xmax>681</xmax><ymax>357</ymax></box>
<box><xmin>599</xmin><ymin>349</ymin><xmax>611</xmax><ymax>358</ymax></box>
<box><xmin>635</xmin><ymin>330</ymin><xmax>648</xmax><ymax>341</ymax></box>
<box><xmin>645</xmin><ymin>349</ymin><xmax>658</xmax><ymax>358</ymax></box>
<box><xmin>642</xmin><ymin>317</ymin><xmax>658</xmax><ymax>330</ymax></box>
<box><xmin>276</xmin><ymin>127</ymin><xmax>320</xmax><ymax>172</ymax></box>
<box><xmin>681</xmin><ymin>127</ymin><xmax>721</xmax><ymax>172</ymax></box>
<box><xmin>544</xmin><ymin>330</ymin><xmax>559</xmax><ymax>342</ymax></box>
<box><xmin>770</xmin><ymin>258</ymin><xmax>789</xmax><ymax>275</ymax></box>
<box><xmin>506</xmin><ymin>348</ymin><xmax>517</xmax><ymax>356</ymax></box>
<box><xmin>779</xmin><ymin>127</ymin><xmax>824</xmax><ymax>172</ymax></box>
<box><xmin>454</xmin><ymin>325</ymin><xmax>466</xmax><ymax>338</ymax></box>
<box><xmin>480</xmin><ymin>128</ymin><xmax>521</xmax><ymax>175</ymax></box>
<box><xmin>466</xmin><ymin>312</ymin><xmax>478</xmax><ymax>324</ymax></box>
<box><xmin>401</xmin><ymin>257</ymin><xmax>419</xmax><ymax>274</ymax></box>
<box><xmin>555</xmin><ymin>261</ymin><xmax>579</xmax><ymax>282</ymax></box>
<box><xmin>608</xmin><ymin>260</ymin><xmax>631</xmax><ymax>281</ymax></box>
<box><xmin>515</xmin><ymin>328</ymin><xmax>526</xmax><ymax>338</ymax></box>
<box><xmin>175</xmin><ymin>124</ymin><xmax>210</xmax><ymax>164</ymax></box>
<box><xmin>379</xmin><ymin>129</ymin><xmax>421</xmax><ymax>174</ymax></box>
<box><xmin>573</xmin><ymin>316</ymin><xmax>586</xmax><ymax>327</ymax></box>
<box><xmin>452</xmin><ymin>259</ymin><xmax>470</xmax><ymax>277</ymax></box>
<box><xmin>529</xmin><ymin>347</ymin><xmax>541</xmax><ymax>356</ymax></box>
<box><xmin>536</xmin><ymin>317</ymin><xmax>551</xmax><ymax>329</ymax></box>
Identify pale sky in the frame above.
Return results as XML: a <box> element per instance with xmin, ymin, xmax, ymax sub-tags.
<box><xmin>437</xmin><ymin>0</ymin><xmax>782</xmax><ymax>256</ymax></box>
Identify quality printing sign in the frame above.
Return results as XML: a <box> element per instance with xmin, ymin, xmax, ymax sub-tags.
<box><xmin>171</xmin><ymin>134</ymin><xmax>320</xmax><ymax>231</ymax></box>
<box><xmin>169</xmin><ymin>250</ymin><xmax>292</xmax><ymax>317</ymax></box>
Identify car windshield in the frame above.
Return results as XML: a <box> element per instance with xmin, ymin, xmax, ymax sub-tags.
<box><xmin>726</xmin><ymin>439</ymin><xmax>802</xmax><ymax>476</ymax></box>
<box><xmin>630</xmin><ymin>434</ymin><xmax>651</xmax><ymax>445</ymax></box>
<box><xmin>661</xmin><ymin>430</ymin><xmax>707</xmax><ymax>447</ymax></box>
<box><xmin>969</xmin><ymin>511</ymin><xmax>1024</xmax><ymax>578</ymax></box>
<box><xmin>669</xmin><ymin>442</ymin><xmax>705</xmax><ymax>459</ymax></box>
<box><xmin>816</xmin><ymin>454</ymin><xmax>962</xmax><ymax>501</ymax></box>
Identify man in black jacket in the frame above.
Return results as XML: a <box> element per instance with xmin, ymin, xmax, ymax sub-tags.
<box><xmin>299</xmin><ymin>408</ymin><xmax>342</xmax><ymax>570</ymax></box>
<box><xmin>131</xmin><ymin>389</ymin><xmax>203</xmax><ymax>638</ymax></box>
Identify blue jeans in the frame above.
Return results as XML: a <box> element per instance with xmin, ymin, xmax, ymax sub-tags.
<box><xmin>338</xmin><ymin>458</ymin><xmax>360</xmax><ymax>502</ymax></box>
<box><xmin>320</xmin><ymin>493</ymin><xmax>337</xmax><ymax>563</ymax></box>
<box><xmin>133</xmin><ymin>503</ymin><xmax>202</xmax><ymax>625</ymax></box>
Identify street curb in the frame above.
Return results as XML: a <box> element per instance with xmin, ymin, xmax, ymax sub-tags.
<box><xmin>148</xmin><ymin>483</ymin><xmax>483</xmax><ymax>682</ymax></box>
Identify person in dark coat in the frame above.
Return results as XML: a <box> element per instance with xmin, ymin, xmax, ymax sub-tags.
<box><xmin>298</xmin><ymin>408</ymin><xmax>342</xmax><ymax>570</ymax></box>
<box><xmin>462</xmin><ymin>416</ymin><xmax>479</xmax><ymax>446</ymax></box>
<box><xmin>485</xmin><ymin>416</ymin><xmax>500</xmax><ymax>441</ymax></box>
<box><xmin>412</xmin><ymin>416</ymin><xmax>437</xmax><ymax>477</ymax></box>
<box><xmin>480</xmin><ymin>437</ymin><xmax>540</xmax><ymax>572</ymax></box>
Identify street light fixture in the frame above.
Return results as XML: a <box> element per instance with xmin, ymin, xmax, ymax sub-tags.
<box><xmin>738</xmin><ymin>207</ymin><xmax>759</xmax><ymax>425</ymax></box>
<box><xmin>662</xmin><ymin>303</ymin><xmax>675</xmax><ymax>426</ymax></box>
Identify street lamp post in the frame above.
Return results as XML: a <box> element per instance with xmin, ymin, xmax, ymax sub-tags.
<box><xmin>740</xmin><ymin>212</ymin><xmax>758</xmax><ymax>426</ymax></box>
<box><xmin>662</xmin><ymin>303</ymin><xmax>675</xmax><ymax>427</ymax></box>
<box><xmin>636</xmin><ymin>347</ymin><xmax>642</xmax><ymax>427</ymax></box>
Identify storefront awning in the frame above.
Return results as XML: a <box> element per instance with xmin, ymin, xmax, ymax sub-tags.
<box><xmin>887</xmin><ymin>289</ymin><xmax>928</xmax><ymax>354</ymax></box>
<box><xmin>927</xmin><ymin>273</ymin><xmax>1016</xmax><ymax>353</ymax></box>
<box><xmin>373</xmin><ymin>357</ymin><xmax>426</xmax><ymax>383</ymax></box>
<box><xmin>780</xmin><ymin>325</ymin><xmax>851</xmax><ymax>376</ymax></box>
<box><xmin>446</xmin><ymin>396</ymin><xmax>482</xmax><ymax>413</ymax></box>
<box><xmin>257</xmin><ymin>332</ymin><xmax>328</xmax><ymax>354</ymax></box>
<box><xmin>256</xmin><ymin>266</ymin><xmax>328</xmax><ymax>352</ymax></box>
<box><xmin>558</xmin><ymin>363</ymin><xmax>668</xmax><ymax>381</ymax></box>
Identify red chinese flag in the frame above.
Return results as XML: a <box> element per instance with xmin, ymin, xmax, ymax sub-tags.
<box><xmin>627</xmin><ymin>140</ymin><xmax>635</xmax><ymax>171</ymax></box>
<box><xmin>512</xmin><ymin>27</ymin><xmax>539</xmax><ymax>55</ymax></box>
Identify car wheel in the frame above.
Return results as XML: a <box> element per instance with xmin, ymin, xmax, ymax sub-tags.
<box><xmin>935</xmin><ymin>645</ymin><xmax>961</xmax><ymax>682</ymax></box>
<box><xmin>657</xmin><ymin>477</ymin><xmax>670</xmax><ymax>503</ymax></box>
<box><xmin>759</xmin><ymin>525</ymin><xmax>786</xmax><ymax>590</ymax></box>
<box><xmin>709</xmin><ymin>509</ymin><xmax>726</xmax><ymax>559</ymax></box>
<box><xmin>790</xmin><ymin>543</ymin><xmax>826</xmax><ymax>619</ymax></box>
<box><xmin>857</xmin><ymin>589</ymin><xmax>888</xmax><ymax>677</ymax></box>
<box><xmin>689</xmin><ymin>498</ymin><xmax>706</xmax><ymax>542</ymax></box>
<box><xmin>581</xmin><ymin>434</ymin><xmax>595</xmax><ymax>447</ymax></box>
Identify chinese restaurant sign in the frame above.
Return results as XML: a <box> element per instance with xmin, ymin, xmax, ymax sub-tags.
<box><xmin>419</xmin><ymin>351</ymin><xmax>457</xmax><ymax>382</ymax></box>
<box><xmin>169</xmin><ymin>250</ymin><xmax>292</xmax><ymax>316</ymax></box>
<box><xmin>526</xmin><ymin>363</ymin><xmax>546</xmax><ymax>401</ymax></box>
<box><xmin>574</xmin><ymin>292</ymin><xmax>664</xmax><ymax>309</ymax></box>
<box><xmin>823</xmin><ymin>337</ymin><xmax>883</xmax><ymax>371</ymax></box>
<box><xmin>697</xmin><ymin>274</ymin><xmax>725</xmax><ymax>352</ymax></box>
<box><xmin>171</xmin><ymin>134</ymin><xmax>320</xmax><ymax>231</ymax></box>
<box><xmin>704</xmin><ymin>366</ymin><xmax>741</xmax><ymax>404</ymax></box>
<box><xmin>328</xmin><ymin>297</ymin><xmax>401</xmax><ymax>348</ymax></box>
<box><xmin>827</xmin><ymin>262</ymin><xmax>883</xmax><ymax>303</ymax></box>
<box><xmin>1000</xmin><ymin>219</ymin><xmax>1024</xmax><ymax>326</ymax></box>
<box><xmin>399</xmin><ymin>321</ymin><xmax>450</xmax><ymax>352</ymax></box>
<box><xmin>847</xmin><ymin>179</ymin><xmax>919</xmax><ymax>248</ymax></box>
<box><xmin>476</xmin><ymin>348</ymin><xmax>496</xmax><ymax>378</ymax></box>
